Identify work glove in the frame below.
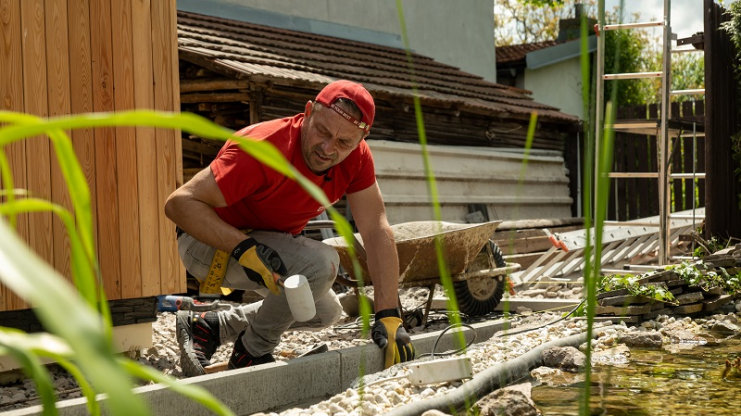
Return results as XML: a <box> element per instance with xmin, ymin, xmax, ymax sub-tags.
<box><xmin>231</xmin><ymin>237</ymin><xmax>287</xmax><ymax>295</ymax></box>
<box><xmin>371</xmin><ymin>308</ymin><xmax>415</xmax><ymax>368</ymax></box>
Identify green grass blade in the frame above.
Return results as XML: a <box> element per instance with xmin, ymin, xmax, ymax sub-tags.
<box><xmin>0</xmin><ymin>217</ymin><xmax>150</xmax><ymax>415</ymax></box>
<box><xmin>0</xmin><ymin>198</ymin><xmax>96</xmax><ymax>304</ymax></box>
<box><xmin>0</xmin><ymin>329</ymin><xmax>62</xmax><ymax>416</ymax></box>
<box><xmin>0</xmin><ymin>147</ymin><xmax>18</xmax><ymax>228</ymax></box>
<box><xmin>395</xmin><ymin>0</ymin><xmax>465</xmax><ymax>347</ymax></box>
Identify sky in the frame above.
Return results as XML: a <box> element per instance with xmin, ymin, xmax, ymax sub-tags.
<box><xmin>605</xmin><ymin>0</ymin><xmax>705</xmax><ymax>39</ymax></box>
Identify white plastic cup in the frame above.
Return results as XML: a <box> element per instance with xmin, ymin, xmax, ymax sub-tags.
<box><xmin>283</xmin><ymin>274</ymin><xmax>316</xmax><ymax>322</ymax></box>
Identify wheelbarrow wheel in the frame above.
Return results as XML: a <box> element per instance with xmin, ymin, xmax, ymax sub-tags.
<box><xmin>453</xmin><ymin>240</ymin><xmax>506</xmax><ymax>316</ymax></box>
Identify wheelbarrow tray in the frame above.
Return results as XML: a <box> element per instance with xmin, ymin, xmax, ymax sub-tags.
<box><xmin>323</xmin><ymin>220</ymin><xmax>502</xmax><ymax>285</ymax></box>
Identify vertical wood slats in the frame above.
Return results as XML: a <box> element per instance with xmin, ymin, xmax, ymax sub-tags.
<box><xmin>132</xmin><ymin>0</ymin><xmax>158</xmax><ymax>296</ymax></box>
<box><xmin>0</xmin><ymin>0</ymin><xmax>26</xmax><ymax>311</ymax></box>
<box><xmin>111</xmin><ymin>0</ymin><xmax>141</xmax><ymax>299</ymax></box>
<box><xmin>704</xmin><ymin>0</ymin><xmax>741</xmax><ymax>238</ymax></box>
<box><xmin>20</xmin><ymin>0</ymin><xmax>51</xmax><ymax>311</ymax></box>
<box><xmin>46</xmin><ymin>0</ymin><xmax>73</xmax><ymax>282</ymax></box>
<box><xmin>0</xmin><ymin>0</ymin><xmax>184</xmax><ymax>311</ymax></box>
<box><xmin>609</xmin><ymin>100</ymin><xmax>705</xmax><ymax>222</ymax></box>
<box><xmin>90</xmin><ymin>0</ymin><xmax>121</xmax><ymax>299</ymax></box>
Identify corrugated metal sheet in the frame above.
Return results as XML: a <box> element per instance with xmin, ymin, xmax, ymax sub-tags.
<box><xmin>177</xmin><ymin>11</ymin><xmax>577</xmax><ymax>123</ymax></box>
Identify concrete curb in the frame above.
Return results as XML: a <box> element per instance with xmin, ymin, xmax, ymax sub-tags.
<box><xmin>4</xmin><ymin>318</ymin><xmax>508</xmax><ymax>416</ymax></box>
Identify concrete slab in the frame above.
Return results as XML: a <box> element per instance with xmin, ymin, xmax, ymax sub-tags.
<box><xmin>5</xmin><ymin>319</ymin><xmax>509</xmax><ymax>416</ymax></box>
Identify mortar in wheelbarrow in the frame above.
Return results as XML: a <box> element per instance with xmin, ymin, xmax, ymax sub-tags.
<box><xmin>323</xmin><ymin>220</ymin><xmax>502</xmax><ymax>285</ymax></box>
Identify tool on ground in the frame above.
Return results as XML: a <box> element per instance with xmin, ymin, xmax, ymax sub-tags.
<box><xmin>156</xmin><ymin>295</ymin><xmax>230</xmax><ymax>312</ymax></box>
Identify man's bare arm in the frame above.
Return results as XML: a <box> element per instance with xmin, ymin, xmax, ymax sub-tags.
<box><xmin>346</xmin><ymin>182</ymin><xmax>399</xmax><ymax>312</ymax></box>
<box><xmin>164</xmin><ymin>167</ymin><xmax>247</xmax><ymax>252</ymax></box>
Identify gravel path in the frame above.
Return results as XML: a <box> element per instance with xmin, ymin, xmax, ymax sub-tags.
<box><xmin>4</xmin><ymin>284</ymin><xmax>736</xmax><ymax>415</ymax></box>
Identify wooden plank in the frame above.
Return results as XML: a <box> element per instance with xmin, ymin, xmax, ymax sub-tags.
<box><xmin>111</xmin><ymin>0</ymin><xmax>141</xmax><ymax>299</ymax></box>
<box><xmin>46</xmin><ymin>0</ymin><xmax>73</xmax><ymax>283</ymax></box>
<box><xmin>131</xmin><ymin>0</ymin><xmax>159</xmax><ymax>296</ymax></box>
<box><xmin>67</xmin><ymin>0</ymin><xmax>97</xmax><ymax>261</ymax></box>
<box><xmin>632</xmin><ymin>133</ymin><xmax>649</xmax><ymax>218</ymax></box>
<box><xmin>20</xmin><ymin>0</ymin><xmax>51</xmax><ymax>310</ymax></box>
<box><xmin>90</xmin><ymin>0</ymin><xmax>121</xmax><ymax>299</ymax></box>
<box><xmin>704</xmin><ymin>0</ymin><xmax>741</xmax><ymax>237</ymax></box>
<box><xmin>615</xmin><ymin>134</ymin><xmax>626</xmax><ymax>220</ymax></box>
<box><xmin>180</xmin><ymin>78</ymin><xmax>250</xmax><ymax>93</ymax></box>
<box><xmin>168</xmin><ymin>0</ymin><xmax>186</xmax><ymax>290</ymax></box>
<box><xmin>0</xmin><ymin>0</ymin><xmax>26</xmax><ymax>311</ymax></box>
<box><xmin>151</xmin><ymin>0</ymin><xmax>182</xmax><ymax>294</ymax></box>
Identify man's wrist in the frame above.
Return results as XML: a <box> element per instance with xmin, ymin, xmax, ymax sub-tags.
<box><xmin>374</xmin><ymin>308</ymin><xmax>400</xmax><ymax>319</ymax></box>
<box><xmin>231</xmin><ymin>237</ymin><xmax>256</xmax><ymax>259</ymax></box>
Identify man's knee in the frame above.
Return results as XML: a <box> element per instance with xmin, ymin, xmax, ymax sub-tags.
<box><xmin>316</xmin><ymin>295</ymin><xmax>343</xmax><ymax>327</ymax></box>
<box><xmin>308</xmin><ymin>243</ymin><xmax>340</xmax><ymax>290</ymax></box>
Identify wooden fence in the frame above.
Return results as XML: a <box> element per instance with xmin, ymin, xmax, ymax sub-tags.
<box><xmin>0</xmin><ymin>0</ymin><xmax>184</xmax><ymax>311</ymax></box>
<box><xmin>608</xmin><ymin>100</ymin><xmax>706</xmax><ymax>221</ymax></box>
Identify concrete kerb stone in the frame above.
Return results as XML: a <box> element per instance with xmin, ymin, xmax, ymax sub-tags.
<box><xmin>2</xmin><ymin>318</ymin><xmax>508</xmax><ymax>416</ymax></box>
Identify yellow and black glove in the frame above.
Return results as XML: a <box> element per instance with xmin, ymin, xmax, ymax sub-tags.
<box><xmin>231</xmin><ymin>237</ymin><xmax>287</xmax><ymax>295</ymax></box>
<box><xmin>371</xmin><ymin>308</ymin><xmax>415</xmax><ymax>368</ymax></box>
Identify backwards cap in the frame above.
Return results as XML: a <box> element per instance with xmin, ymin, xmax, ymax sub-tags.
<box><xmin>314</xmin><ymin>80</ymin><xmax>375</xmax><ymax>134</ymax></box>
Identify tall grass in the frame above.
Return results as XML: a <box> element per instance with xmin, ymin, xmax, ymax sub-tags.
<box><xmin>579</xmin><ymin>0</ymin><xmax>620</xmax><ymax>413</ymax></box>
<box><xmin>0</xmin><ymin>110</ymin><xmax>363</xmax><ymax>415</ymax></box>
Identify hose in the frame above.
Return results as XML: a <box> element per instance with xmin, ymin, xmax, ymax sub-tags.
<box><xmin>385</xmin><ymin>326</ymin><xmax>616</xmax><ymax>416</ymax></box>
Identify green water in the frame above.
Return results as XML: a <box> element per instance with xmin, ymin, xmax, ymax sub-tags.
<box><xmin>531</xmin><ymin>338</ymin><xmax>741</xmax><ymax>415</ymax></box>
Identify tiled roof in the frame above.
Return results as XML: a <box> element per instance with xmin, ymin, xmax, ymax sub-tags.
<box><xmin>496</xmin><ymin>40</ymin><xmax>559</xmax><ymax>64</ymax></box>
<box><xmin>177</xmin><ymin>11</ymin><xmax>577</xmax><ymax>123</ymax></box>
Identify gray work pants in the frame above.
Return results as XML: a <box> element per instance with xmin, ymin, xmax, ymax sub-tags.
<box><xmin>177</xmin><ymin>230</ymin><xmax>343</xmax><ymax>356</ymax></box>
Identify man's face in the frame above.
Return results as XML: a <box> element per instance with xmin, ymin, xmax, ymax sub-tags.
<box><xmin>301</xmin><ymin>101</ymin><xmax>366</xmax><ymax>174</ymax></box>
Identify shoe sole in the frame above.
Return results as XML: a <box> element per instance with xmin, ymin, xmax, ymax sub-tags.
<box><xmin>176</xmin><ymin>310</ymin><xmax>207</xmax><ymax>377</ymax></box>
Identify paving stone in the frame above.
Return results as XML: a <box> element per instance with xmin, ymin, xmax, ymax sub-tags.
<box><xmin>673</xmin><ymin>303</ymin><xmax>703</xmax><ymax>314</ymax></box>
<box><xmin>675</xmin><ymin>291</ymin><xmax>704</xmax><ymax>305</ymax></box>
<box><xmin>596</xmin><ymin>304</ymin><xmax>652</xmax><ymax>316</ymax></box>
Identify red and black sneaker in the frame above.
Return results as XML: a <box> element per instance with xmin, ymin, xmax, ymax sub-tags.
<box><xmin>227</xmin><ymin>331</ymin><xmax>275</xmax><ymax>370</ymax></box>
<box><xmin>176</xmin><ymin>310</ymin><xmax>220</xmax><ymax>377</ymax></box>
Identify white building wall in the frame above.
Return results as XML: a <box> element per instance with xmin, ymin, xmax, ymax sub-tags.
<box><xmin>368</xmin><ymin>140</ymin><xmax>573</xmax><ymax>224</ymax></box>
<box><xmin>210</xmin><ymin>0</ymin><xmax>498</xmax><ymax>82</ymax></box>
<box><xmin>524</xmin><ymin>57</ymin><xmax>583</xmax><ymax>119</ymax></box>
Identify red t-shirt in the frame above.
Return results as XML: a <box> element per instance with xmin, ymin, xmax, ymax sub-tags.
<box><xmin>210</xmin><ymin>114</ymin><xmax>376</xmax><ymax>234</ymax></box>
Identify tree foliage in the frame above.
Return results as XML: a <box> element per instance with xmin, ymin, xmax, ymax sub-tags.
<box><xmin>495</xmin><ymin>0</ymin><xmax>704</xmax><ymax>105</ymax></box>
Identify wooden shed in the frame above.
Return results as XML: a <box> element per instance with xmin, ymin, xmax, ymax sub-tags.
<box><xmin>176</xmin><ymin>11</ymin><xmax>581</xmax><ymax>222</ymax></box>
<box><xmin>0</xmin><ymin>0</ymin><xmax>184</xmax><ymax>315</ymax></box>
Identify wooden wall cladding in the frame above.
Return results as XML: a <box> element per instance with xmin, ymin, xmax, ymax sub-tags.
<box><xmin>0</xmin><ymin>0</ymin><xmax>184</xmax><ymax>311</ymax></box>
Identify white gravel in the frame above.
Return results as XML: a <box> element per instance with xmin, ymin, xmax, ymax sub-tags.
<box><xmin>1</xmin><ymin>285</ymin><xmax>738</xmax><ymax>415</ymax></box>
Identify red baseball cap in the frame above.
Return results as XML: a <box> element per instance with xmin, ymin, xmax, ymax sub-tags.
<box><xmin>315</xmin><ymin>80</ymin><xmax>375</xmax><ymax>134</ymax></box>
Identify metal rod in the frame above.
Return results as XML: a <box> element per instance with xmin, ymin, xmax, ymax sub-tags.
<box><xmin>594</xmin><ymin>0</ymin><xmax>605</xmax><ymax>230</ymax></box>
<box><xmin>658</xmin><ymin>0</ymin><xmax>672</xmax><ymax>265</ymax></box>
<box><xmin>604</xmin><ymin>71</ymin><xmax>662</xmax><ymax>80</ymax></box>
<box><xmin>670</xmin><ymin>173</ymin><xmax>705</xmax><ymax>179</ymax></box>
<box><xmin>603</xmin><ymin>21</ymin><xmax>664</xmax><ymax>30</ymax></box>
<box><xmin>608</xmin><ymin>172</ymin><xmax>659</xmax><ymax>178</ymax></box>
<box><xmin>670</xmin><ymin>88</ymin><xmax>705</xmax><ymax>95</ymax></box>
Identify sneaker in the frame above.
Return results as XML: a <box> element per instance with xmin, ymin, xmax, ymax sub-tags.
<box><xmin>227</xmin><ymin>331</ymin><xmax>275</xmax><ymax>370</ymax></box>
<box><xmin>176</xmin><ymin>310</ymin><xmax>220</xmax><ymax>376</ymax></box>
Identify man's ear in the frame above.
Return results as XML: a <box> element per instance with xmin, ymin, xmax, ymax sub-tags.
<box><xmin>304</xmin><ymin>100</ymin><xmax>313</xmax><ymax>116</ymax></box>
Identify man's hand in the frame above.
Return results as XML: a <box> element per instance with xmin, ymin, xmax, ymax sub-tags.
<box><xmin>371</xmin><ymin>308</ymin><xmax>415</xmax><ymax>368</ymax></box>
<box><xmin>231</xmin><ymin>237</ymin><xmax>287</xmax><ymax>295</ymax></box>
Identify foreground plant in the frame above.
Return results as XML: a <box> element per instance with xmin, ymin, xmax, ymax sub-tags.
<box><xmin>0</xmin><ymin>109</ymin><xmax>364</xmax><ymax>415</ymax></box>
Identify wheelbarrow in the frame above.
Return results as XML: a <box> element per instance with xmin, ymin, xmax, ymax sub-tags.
<box><xmin>316</xmin><ymin>220</ymin><xmax>521</xmax><ymax>325</ymax></box>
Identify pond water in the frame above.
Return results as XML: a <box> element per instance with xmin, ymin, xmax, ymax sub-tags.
<box><xmin>531</xmin><ymin>338</ymin><xmax>741</xmax><ymax>415</ymax></box>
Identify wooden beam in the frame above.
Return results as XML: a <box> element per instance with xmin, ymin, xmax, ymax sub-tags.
<box><xmin>180</xmin><ymin>91</ymin><xmax>249</xmax><ymax>103</ymax></box>
<box><xmin>180</xmin><ymin>78</ymin><xmax>251</xmax><ymax>93</ymax></box>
